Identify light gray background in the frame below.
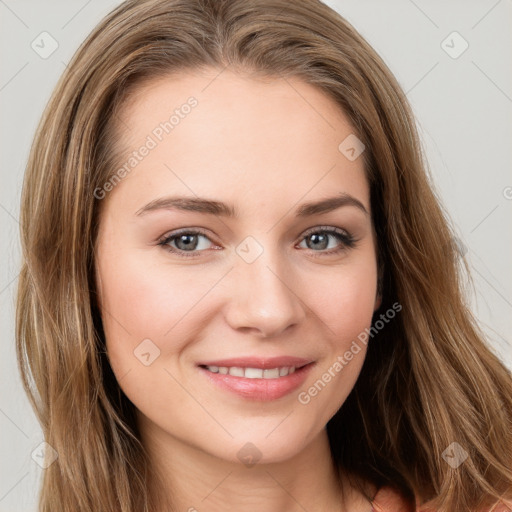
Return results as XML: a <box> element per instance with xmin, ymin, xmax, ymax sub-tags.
<box><xmin>1</xmin><ymin>1</ymin><xmax>511</xmax><ymax>510</ymax></box>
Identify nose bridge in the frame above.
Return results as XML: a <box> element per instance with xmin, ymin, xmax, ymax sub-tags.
<box><xmin>225</xmin><ymin>236</ymin><xmax>306</xmax><ymax>337</ymax></box>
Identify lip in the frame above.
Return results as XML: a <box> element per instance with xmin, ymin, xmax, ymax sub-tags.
<box><xmin>197</xmin><ymin>356</ymin><xmax>312</xmax><ymax>369</ymax></box>
<box><xmin>197</xmin><ymin>356</ymin><xmax>315</xmax><ymax>401</ymax></box>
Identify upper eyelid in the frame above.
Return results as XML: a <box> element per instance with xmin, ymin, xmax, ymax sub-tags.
<box><xmin>301</xmin><ymin>225</ymin><xmax>350</xmax><ymax>237</ymax></box>
<box><xmin>159</xmin><ymin>227</ymin><xmax>212</xmax><ymax>243</ymax></box>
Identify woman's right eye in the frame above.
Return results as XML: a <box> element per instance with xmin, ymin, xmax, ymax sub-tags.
<box><xmin>157</xmin><ymin>229</ymin><xmax>214</xmax><ymax>258</ymax></box>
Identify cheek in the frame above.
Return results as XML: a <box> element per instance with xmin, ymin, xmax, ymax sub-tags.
<box><xmin>308</xmin><ymin>258</ymin><xmax>378</xmax><ymax>343</ymax></box>
<box><xmin>96</xmin><ymin>249</ymin><xmax>224</xmax><ymax>367</ymax></box>
<box><xmin>295</xmin><ymin>268</ymin><xmax>376</xmax><ymax>427</ymax></box>
<box><xmin>96</xmin><ymin>251</ymin><xmax>213</xmax><ymax>415</ymax></box>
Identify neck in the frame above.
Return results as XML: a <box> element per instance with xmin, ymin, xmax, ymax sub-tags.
<box><xmin>138</xmin><ymin>413</ymin><xmax>373</xmax><ymax>512</ymax></box>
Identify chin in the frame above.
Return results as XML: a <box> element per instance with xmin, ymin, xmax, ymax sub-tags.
<box><xmin>203</xmin><ymin>423</ymin><xmax>321</xmax><ymax>467</ymax></box>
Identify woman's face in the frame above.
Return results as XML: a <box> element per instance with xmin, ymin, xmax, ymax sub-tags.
<box><xmin>95</xmin><ymin>68</ymin><xmax>380</xmax><ymax>465</ymax></box>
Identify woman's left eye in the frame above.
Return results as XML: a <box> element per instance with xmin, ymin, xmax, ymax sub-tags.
<box><xmin>157</xmin><ymin>226</ymin><xmax>357</xmax><ymax>258</ymax></box>
<box><xmin>297</xmin><ymin>226</ymin><xmax>357</xmax><ymax>256</ymax></box>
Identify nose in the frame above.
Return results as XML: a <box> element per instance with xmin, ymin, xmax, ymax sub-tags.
<box><xmin>223</xmin><ymin>248</ymin><xmax>307</xmax><ymax>338</ymax></box>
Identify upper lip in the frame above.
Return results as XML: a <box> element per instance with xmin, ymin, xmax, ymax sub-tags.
<box><xmin>197</xmin><ymin>356</ymin><xmax>314</xmax><ymax>369</ymax></box>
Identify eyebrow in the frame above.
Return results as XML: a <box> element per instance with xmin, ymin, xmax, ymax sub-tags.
<box><xmin>135</xmin><ymin>193</ymin><xmax>369</xmax><ymax>218</ymax></box>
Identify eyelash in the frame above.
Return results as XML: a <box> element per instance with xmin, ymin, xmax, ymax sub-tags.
<box><xmin>157</xmin><ymin>226</ymin><xmax>358</xmax><ymax>259</ymax></box>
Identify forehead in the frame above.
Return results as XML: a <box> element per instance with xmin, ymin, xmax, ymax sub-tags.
<box><xmin>105</xmin><ymin>68</ymin><xmax>370</xmax><ymax>217</ymax></box>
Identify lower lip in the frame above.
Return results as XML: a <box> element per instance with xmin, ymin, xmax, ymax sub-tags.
<box><xmin>198</xmin><ymin>363</ymin><xmax>315</xmax><ymax>401</ymax></box>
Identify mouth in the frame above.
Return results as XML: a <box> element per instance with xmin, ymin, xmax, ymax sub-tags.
<box><xmin>200</xmin><ymin>364</ymin><xmax>301</xmax><ymax>378</ymax></box>
<box><xmin>196</xmin><ymin>357</ymin><xmax>315</xmax><ymax>401</ymax></box>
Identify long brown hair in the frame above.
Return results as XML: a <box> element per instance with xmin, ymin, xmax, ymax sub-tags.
<box><xmin>15</xmin><ymin>1</ymin><xmax>512</xmax><ymax>511</ymax></box>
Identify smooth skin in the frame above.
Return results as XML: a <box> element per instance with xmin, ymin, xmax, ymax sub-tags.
<box><xmin>95</xmin><ymin>68</ymin><xmax>382</xmax><ymax>512</ymax></box>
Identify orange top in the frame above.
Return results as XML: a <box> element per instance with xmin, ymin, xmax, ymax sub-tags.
<box><xmin>371</xmin><ymin>486</ymin><xmax>512</xmax><ymax>512</ymax></box>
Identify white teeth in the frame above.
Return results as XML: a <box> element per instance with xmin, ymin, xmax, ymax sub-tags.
<box><xmin>263</xmin><ymin>368</ymin><xmax>280</xmax><ymax>379</ymax></box>
<box><xmin>205</xmin><ymin>365</ymin><xmax>297</xmax><ymax>379</ymax></box>
<box><xmin>244</xmin><ymin>367</ymin><xmax>263</xmax><ymax>379</ymax></box>
<box><xmin>228</xmin><ymin>367</ymin><xmax>244</xmax><ymax>377</ymax></box>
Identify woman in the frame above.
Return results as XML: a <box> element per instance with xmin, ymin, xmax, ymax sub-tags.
<box><xmin>15</xmin><ymin>0</ymin><xmax>512</xmax><ymax>511</ymax></box>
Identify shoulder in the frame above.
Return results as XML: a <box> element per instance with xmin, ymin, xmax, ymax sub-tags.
<box><xmin>371</xmin><ymin>487</ymin><xmax>512</xmax><ymax>512</ymax></box>
<box><xmin>371</xmin><ymin>486</ymin><xmax>416</xmax><ymax>512</ymax></box>
<box><xmin>370</xmin><ymin>486</ymin><xmax>438</xmax><ymax>512</ymax></box>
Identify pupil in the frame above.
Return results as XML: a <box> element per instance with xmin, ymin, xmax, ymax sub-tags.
<box><xmin>310</xmin><ymin>233</ymin><xmax>327</xmax><ymax>250</ymax></box>
<box><xmin>177</xmin><ymin>234</ymin><xmax>196</xmax><ymax>250</ymax></box>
